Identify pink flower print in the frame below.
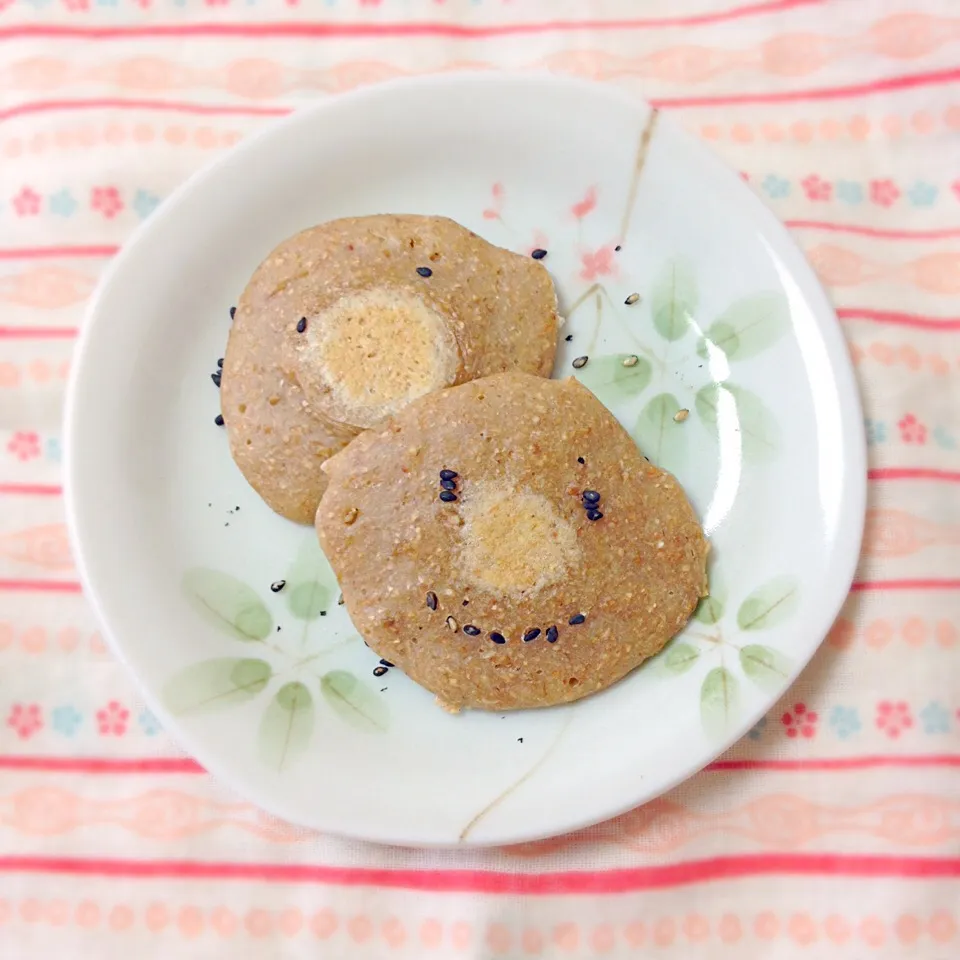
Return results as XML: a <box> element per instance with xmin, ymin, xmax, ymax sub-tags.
<box><xmin>876</xmin><ymin>700</ymin><xmax>913</xmax><ymax>738</ymax></box>
<box><xmin>96</xmin><ymin>700</ymin><xmax>130</xmax><ymax>736</ymax></box>
<box><xmin>780</xmin><ymin>702</ymin><xmax>818</xmax><ymax>738</ymax></box>
<box><xmin>204</xmin><ymin>0</ymin><xmax>229</xmax><ymax>5</ymax></box>
<box><xmin>359</xmin><ymin>0</ymin><xmax>382</xmax><ymax>5</ymax></box>
<box><xmin>482</xmin><ymin>182</ymin><xmax>504</xmax><ymax>221</ymax></box>
<box><xmin>90</xmin><ymin>186</ymin><xmax>124</xmax><ymax>220</ymax></box>
<box><xmin>897</xmin><ymin>413</ymin><xmax>927</xmax><ymax>444</ymax></box>
<box><xmin>952</xmin><ymin>180</ymin><xmax>960</xmax><ymax>202</ymax></box>
<box><xmin>870</xmin><ymin>179</ymin><xmax>900</xmax><ymax>207</ymax></box>
<box><xmin>7</xmin><ymin>431</ymin><xmax>41</xmax><ymax>461</ymax></box>
<box><xmin>801</xmin><ymin>175</ymin><xmax>831</xmax><ymax>202</ymax></box>
<box><xmin>525</xmin><ymin>229</ymin><xmax>549</xmax><ymax>258</ymax></box>
<box><xmin>570</xmin><ymin>186</ymin><xmax>597</xmax><ymax>219</ymax></box>
<box><xmin>579</xmin><ymin>245</ymin><xmax>617</xmax><ymax>282</ymax></box>
<box><xmin>62</xmin><ymin>0</ymin><xmax>90</xmax><ymax>9</ymax></box>
<box><xmin>12</xmin><ymin>187</ymin><xmax>41</xmax><ymax>217</ymax></box>
<box><xmin>7</xmin><ymin>703</ymin><xmax>43</xmax><ymax>740</ymax></box>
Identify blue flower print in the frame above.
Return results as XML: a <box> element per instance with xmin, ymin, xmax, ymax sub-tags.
<box><xmin>907</xmin><ymin>182</ymin><xmax>938</xmax><ymax>206</ymax></box>
<box><xmin>138</xmin><ymin>709</ymin><xmax>162</xmax><ymax>736</ymax></box>
<box><xmin>761</xmin><ymin>175</ymin><xmax>790</xmax><ymax>199</ymax></box>
<box><xmin>835</xmin><ymin>181</ymin><xmax>864</xmax><ymax>205</ymax></box>
<box><xmin>45</xmin><ymin>437</ymin><xmax>61</xmax><ymax>462</ymax></box>
<box><xmin>49</xmin><ymin>189</ymin><xmax>78</xmax><ymax>218</ymax></box>
<box><xmin>865</xmin><ymin>419</ymin><xmax>886</xmax><ymax>444</ymax></box>
<box><xmin>920</xmin><ymin>702</ymin><xmax>951</xmax><ymax>734</ymax></box>
<box><xmin>52</xmin><ymin>705</ymin><xmax>82</xmax><ymax>737</ymax></box>
<box><xmin>933</xmin><ymin>425</ymin><xmax>957</xmax><ymax>450</ymax></box>
<box><xmin>829</xmin><ymin>706</ymin><xmax>861</xmax><ymax>739</ymax></box>
<box><xmin>747</xmin><ymin>716</ymin><xmax>768</xmax><ymax>741</ymax></box>
<box><xmin>132</xmin><ymin>189</ymin><xmax>161</xmax><ymax>220</ymax></box>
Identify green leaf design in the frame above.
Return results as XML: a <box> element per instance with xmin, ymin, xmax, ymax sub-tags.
<box><xmin>285</xmin><ymin>535</ymin><xmax>337</xmax><ymax>621</ymax></box>
<box><xmin>662</xmin><ymin>642</ymin><xmax>700</xmax><ymax>674</ymax></box>
<box><xmin>320</xmin><ymin>671</ymin><xmax>388</xmax><ymax>733</ymax></box>
<box><xmin>736</xmin><ymin>575</ymin><xmax>800</xmax><ymax>630</ymax></box>
<box><xmin>739</xmin><ymin>644</ymin><xmax>792</xmax><ymax>692</ymax></box>
<box><xmin>698</xmin><ymin>293</ymin><xmax>789</xmax><ymax>361</ymax></box>
<box><xmin>694</xmin><ymin>595</ymin><xmax>724</xmax><ymax>625</ymax></box>
<box><xmin>574</xmin><ymin>354</ymin><xmax>652</xmax><ymax>409</ymax></box>
<box><xmin>700</xmin><ymin>667</ymin><xmax>739</xmax><ymax>733</ymax></box>
<box><xmin>182</xmin><ymin>569</ymin><xmax>272</xmax><ymax>641</ymax></box>
<box><xmin>163</xmin><ymin>657</ymin><xmax>272</xmax><ymax>715</ymax></box>
<box><xmin>651</xmin><ymin>258</ymin><xmax>698</xmax><ymax>342</ymax></box>
<box><xmin>632</xmin><ymin>392</ymin><xmax>688</xmax><ymax>472</ymax></box>
<box><xmin>695</xmin><ymin>383</ymin><xmax>780</xmax><ymax>462</ymax></box>
<box><xmin>258</xmin><ymin>681</ymin><xmax>315</xmax><ymax>771</ymax></box>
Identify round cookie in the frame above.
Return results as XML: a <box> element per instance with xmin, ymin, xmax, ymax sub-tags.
<box><xmin>221</xmin><ymin>215</ymin><xmax>559</xmax><ymax>524</ymax></box>
<box><xmin>316</xmin><ymin>372</ymin><xmax>708</xmax><ymax>712</ymax></box>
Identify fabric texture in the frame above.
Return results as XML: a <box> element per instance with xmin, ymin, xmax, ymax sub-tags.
<box><xmin>1</xmin><ymin>0</ymin><xmax>959</xmax><ymax>956</ymax></box>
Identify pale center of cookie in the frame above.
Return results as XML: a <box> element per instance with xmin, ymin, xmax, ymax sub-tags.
<box><xmin>459</xmin><ymin>483</ymin><xmax>580</xmax><ymax>595</ymax></box>
<box><xmin>312</xmin><ymin>288</ymin><xmax>459</xmax><ymax>427</ymax></box>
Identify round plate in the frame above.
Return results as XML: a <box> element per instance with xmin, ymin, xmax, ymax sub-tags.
<box><xmin>65</xmin><ymin>73</ymin><xmax>865</xmax><ymax>847</ymax></box>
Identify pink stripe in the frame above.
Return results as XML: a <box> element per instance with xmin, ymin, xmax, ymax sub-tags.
<box><xmin>868</xmin><ymin>468</ymin><xmax>960</xmax><ymax>483</ymax></box>
<box><xmin>4</xmin><ymin>754</ymin><xmax>960</xmax><ymax>776</ymax></box>
<box><xmin>0</xmin><ymin>852</ymin><xmax>956</xmax><ymax>891</ymax></box>
<box><xmin>786</xmin><ymin>220</ymin><xmax>960</xmax><ymax>241</ymax></box>
<box><xmin>710</xmin><ymin>755</ymin><xmax>960</xmax><ymax>772</ymax></box>
<box><xmin>0</xmin><ymin>245</ymin><xmax>119</xmax><ymax>261</ymax></box>
<box><xmin>0</xmin><ymin>3</ymin><xmax>826</xmax><ymax>41</ymax></box>
<box><xmin>852</xmin><ymin>579</ymin><xmax>960</xmax><ymax>593</ymax></box>
<box><xmin>0</xmin><ymin>483</ymin><xmax>63</xmax><ymax>496</ymax></box>
<box><xmin>0</xmin><ymin>327</ymin><xmax>79</xmax><ymax>340</ymax></box>
<box><xmin>0</xmin><ymin>580</ymin><xmax>82</xmax><ymax>594</ymax></box>
<box><xmin>649</xmin><ymin>66</ymin><xmax>960</xmax><ymax>108</ymax></box>
<box><xmin>0</xmin><ymin>756</ymin><xmax>203</xmax><ymax>774</ymax></box>
<box><xmin>837</xmin><ymin>308</ymin><xmax>960</xmax><ymax>331</ymax></box>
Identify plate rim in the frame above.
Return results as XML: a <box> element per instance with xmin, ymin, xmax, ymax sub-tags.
<box><xmin>63</xmin><ymin>70</ymin><xmax>867</xmax><ymax>848</ymax></box>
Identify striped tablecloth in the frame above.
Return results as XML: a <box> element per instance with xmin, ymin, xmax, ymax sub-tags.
<box><xmin>2</xmin><ymin>0</ymin><xmax>959</xmax><ymax>956</ymax></box>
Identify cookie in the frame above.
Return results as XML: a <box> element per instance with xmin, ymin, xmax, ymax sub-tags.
<box><xmin>316</xmin><ymin>372</ymin><xmax>708</xmax><ymax>711</ymax></box>
<box><xmin>221</xmin><ymin>214</ymin><xmax>559</xmax><ymax>523</ymax></box>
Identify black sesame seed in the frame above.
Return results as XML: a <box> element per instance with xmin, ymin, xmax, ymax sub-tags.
<box><xmin>531</xmin><ymin>248</ymin><xmax>547</xmax><ymax>260</ymax></box>
<box><xmin>211</xmin><ymin>372</ymin><xmax>221</xmax><ymax>387</ymax></box>
<box><xmin>572</xmin><ymin>356</ymin><xmax>589</xmax><ymax>369</ymax></box>
<box><xmin>217</xmin><ymin>358</ymin><xmax>224</xmax><ymax>368</ymax></box>
<box><xmin>416</xmin><ymin>266</ymin><xmax>433</xmax><ymax>277</ymax></box>
<box><xmin>229</xmin><ymin>306</ymin><xmax>236</xmax><ymax>319</ymax></box>
<box><xmin>546</xmin><ymin>625</ymin><xmax>559</xmax><ymax>643</ymax></box>
<box><xmin>439</xmin><ymin>491</ymin><xmax>458</xmax><ymax>503</ymax></box>
<box><xmin>320</xmin><ymin>610</ymin><xmax>327</xmax><ymax>617</ymax></box>
<box><xmin>582</xmin><ymin>489</ymin><xmax>601</xmax><ymax>503</ymax></box>
<box><xmin>296</xmin><ymin>317</ymin><xmax>307</xmax><ymax>333</ymax></box>
<box><xmin>379</xmin><ymin>658</ymin><xmax>395</xmax><ymax>667</ymax></box>
<box><xmin>569</xmin><ymin>613</ymin><xmax>586</xmax><ymax>625</ymax></box>
<box><xmin>426</xmin><ymin>591</ymin><xmax>438</xmax><ymax>611</ymax></box>
<box><xmin>489</xmin><ymin>632</ymin><xmax>506</xmax><ymax>644</ymax></box>
<box><xmin>615</xmin><ymin>245</ymin><xmax>622</xmax><ymax>252</ymax></box>
<box><xmin>564</xmin><ymin>334</ymin><xmax>574</xmax><ymax>342</ymax></box>
<box><xmin>463</xmin><ymin>624</ymin><xmax>481</xmax><ymax>636</ymax></box>
<box><xmin>270</xmin><ymin>580</ymin><xmax>286</xmax><ymax>593</ymax></box>
<box><xmin>439</xmin><ymin>469</ymin><xmax>458</xmax><ymax>481</ymax></box>
<box><xmin>586</xmin><ymin>509</ymin><xmax>604</xmax><ymax>521</ymax></box>
<box><xmin>214</xmin><ymin>413</ymin><xmax>224</xmax><ymax>426</ymax></box>
<box><xmin>577</xmin><ymin>456</ymin><xmax>585</xmax><ymax>464</ymax></box>
<box><xmin>440</xmin><ymin>478</ymin><xmax>457</xmax><ymax>490</ymax></box>
<box><xmin>372</xmin><ymin>665</ymin><xmax>388</xmax><ymax>678</ymax></box>
<box><xmin>523</xmin><ymin>628</ymin><xmax>541</xmax><ymax>642</ymax></box>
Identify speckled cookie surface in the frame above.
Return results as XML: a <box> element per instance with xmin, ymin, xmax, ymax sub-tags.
<box><xmin>221</xmin><ymin>215</ymin><xmax>559</xmax><ymax>524</ymax></box>
<box><xmin>316</xmin><ymin>372</ymin><xmax>708</xmax><ymax>712</ymax></box>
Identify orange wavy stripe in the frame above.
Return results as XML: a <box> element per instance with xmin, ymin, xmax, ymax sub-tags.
<box><xmin>3</xmin><ymin>787</ymin><xmax>960</xmax><ymax>851</ymax></box>
<box><xmin>1</xmin><ymin>123</ymin><xmax>243</xmax><ymax>158</ymax></box>
<box><xmin>0</xmin><ymin>623</ymin><xmax>106</xmax><ymax>656</ymax></box>
<box><xmin>2</xmin><ymin>15</ymin><xmax>960</xmax><ymax>95</ymax></box>
<box><xmin>849</xmin><ymin>342</ymin><xmax>957</xmax><ymax>375</ymax></box>
<box><xmin>0</xmin><ymin>524</ymin><xmax>73</xmax><ymax>571</ymax></box>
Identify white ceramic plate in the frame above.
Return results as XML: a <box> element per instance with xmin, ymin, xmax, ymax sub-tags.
<box><xmin>65</xmin><ymin>73</ymin><xmax>865</xmax><ymax>847</ymax></box>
